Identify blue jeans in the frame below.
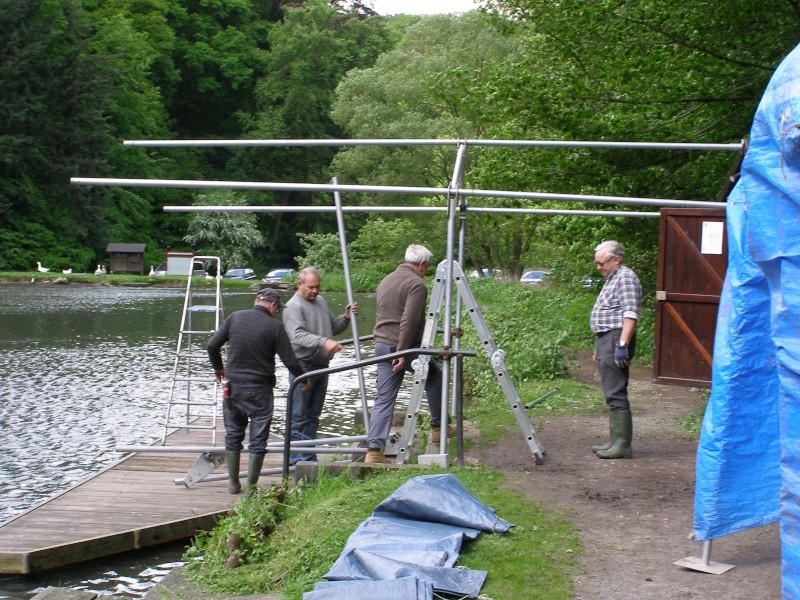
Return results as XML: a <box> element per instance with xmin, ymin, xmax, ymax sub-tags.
<box><xmin>223</xmin><ymin>381</ymin><xmax>274</xmax><ymax>454</ymax></box>
<box><xmin>288</xmin><ymin>362</ymin><xmax>328</xmax><ymax>464</ymax></box>
<box><xmin>367</xmin><ymin>342</ymin><xmax>444</xmax><ymax>449</ymax></box>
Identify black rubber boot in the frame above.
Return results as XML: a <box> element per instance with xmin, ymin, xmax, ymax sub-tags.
<box><xmin>226</xmin><ymin>451</ymin><xmax>241</xmax><ymax>495</ymax></box>
<box><xmin>592</xmin><ymin>414</ymin><xmax>613</xmax><ymax>454</ymax></box>
<box><xmin>246</xmin><ymin>452</ymin><xmax>265</xmax><ymax>495</ymax></box>
<box><xmin>597</xmin><ymin>410</ymin><xmax>632</xmax><ymax>459</ymax></box>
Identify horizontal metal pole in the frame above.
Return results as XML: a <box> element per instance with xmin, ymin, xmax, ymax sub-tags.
<box><xmin>118</xmin><ymin>445</ymin><xmax>365</xmax><ymax>454</ymax></box>
<box><xmin>117</xmin><ymin>435</ymin><xmax>367</xmax><ymax>454</ymax></box>
<box><xmin>70</xmin><ymin>177</ymin><xmax>722</xmax><ymax>209</ymax></box>
<box><xmin>123</xmin><ymin>138</ymin><xmax>744</xmax><ymax>152</ymax></box>
<box><xmin>469</xmin><ymin>207</ymin><xmax>660</xmax><ymax>218</ymax></box>
<box><xmin>150</xmin><ymin>204</ymin><xmax>660</xmax><ymax>218</ymax></box>
<box><xmin>174</xmin><ymin>468</ymin><xmax>287</xmax><ymax>485</ymax></box>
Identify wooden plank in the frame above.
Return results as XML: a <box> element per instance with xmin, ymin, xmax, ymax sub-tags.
<box><xmin>0</xmin><ymin>420</ymin><xmax>289</xmax><ymax>574</ymax></box>
<box><xmin>31</xmin><ymin>586</ymin><xmax>99</xmax><ymax>600</ymax></box>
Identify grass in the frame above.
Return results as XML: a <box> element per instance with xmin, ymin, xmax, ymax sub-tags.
<box><xmin>183</xmin><ymin>468</ymin><xmax>580</xmax><ymax>600</ymax></box>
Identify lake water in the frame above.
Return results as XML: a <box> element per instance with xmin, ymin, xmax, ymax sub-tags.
<box><xmin>0</xmin><ymin>282</ymin><xmax>379</xmax><ymax>599</ymax></box>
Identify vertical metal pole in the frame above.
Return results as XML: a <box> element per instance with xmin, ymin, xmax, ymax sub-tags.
<box><xmin>700</xmin><ymin>540</ymin><xmax>712</xmax><ymax>565</ymax></box>
<box><xmin>438</xmin><ymin>142</ymin><xmax>468</xmax><ymax>454</ymax></box>
<box><xmin>332</xmin><ymin>178</ymin><xmax>370</xmax><ymax>428</ymax></box>
<box><xmin>454</xmin><ymin>172</ymin><xmax>468</xmax><ymax>465</ymax></box>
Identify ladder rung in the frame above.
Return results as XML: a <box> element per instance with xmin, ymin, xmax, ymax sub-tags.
<box><xmin>170</xmin><ymin>377</ymin><xmax>214</xmax><ymax>383</ymax></box>
<box><xmin>180</xmin><ymin>329</ymin><xmax>217</xmax><ymax>335</ymax></box>
<box><xmin>165</xmin><ymin>424</ymin><xmax>217</xmax><ymax>431</ymax></box>
<box><xmin>174</xmin><ymin>352</ymin><xmax>212</xmax><ymax>359</ymax></box>
<box><xmin>187</xmin><ymin>304</ymin><xmax>220</xmax><ymax>312</ymax></box>
<box><xmin>165</xmin><ymin>400</ymin><xmax>217</xmax><ymax>407</ymax></box>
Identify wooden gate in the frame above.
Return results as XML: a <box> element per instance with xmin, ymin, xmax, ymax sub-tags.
<box><xmin>653</xmin><ymin>208</ymin><xmax>727</xmax><ymax>388</ymax></box>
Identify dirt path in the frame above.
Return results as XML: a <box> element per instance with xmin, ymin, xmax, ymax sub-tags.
<box><xmin>469</xmin><ymin>351</ymin><xmax>781</xmax><ymax>599</ymax></box>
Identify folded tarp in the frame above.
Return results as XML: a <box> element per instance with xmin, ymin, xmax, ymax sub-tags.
<box><xmin>372</xmin><ymin>473</ymin><xmax>513</xmax><ymax>534</ymax></box>
<box><xmin>304</xmin><ymin>576</ymin><xmax>433</xmax><ymax>600</ymax></box>
<box><xmin>303</xmin><ymin>473</ymin><xmax>513</xmax><ymax>599</ymax></box>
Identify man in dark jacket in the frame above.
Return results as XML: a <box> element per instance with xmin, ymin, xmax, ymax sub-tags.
<box><xmin>207</xmin><ymin>287</ymin><xmax>305</xmax><ymax>494</ymax></box>
<box><xmin>365</xmin><ymin>244</ymin><xmax>452</xmax><ymax>464</ymax></box>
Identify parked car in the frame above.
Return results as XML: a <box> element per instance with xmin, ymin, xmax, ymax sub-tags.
<box><xmin>520</xmin><ymin>270</ymin><xmax>549</xmax><ymax>285</ymax></box>
<box><xmin>581</xmin><ymin>274</ymin><xmax>601</xmax><ymax>288</ymax></box>
<box><xmin>468</xmin><ymin>268</ymin><xmax>490</xmax><ymax>278</ymax></box>
<box><xmin>151</xmin><ymin>260</ymin><xmax>206</xmax><ymax>276</ymax></box>
<box><xmin>262</xmin><ymin>268</ymin><xmax>296</xmax><ymax>284</ymax></box>
<box><xmin>222</xmin><ymin>267</ymin><xmax>256</xmax><ymax>280</ymax></box>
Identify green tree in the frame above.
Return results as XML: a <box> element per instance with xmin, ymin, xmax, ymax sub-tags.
<box><xmin>478</xmin><ymin>0</ymin><xmax>800</xmax><ymax>284</ymax></box>
<box><xmin>331</xmin><ymin>11</ymin><xmax>541</xmax><ymax>275</ymax></box>
<box><xmin>348</xmin><ymin>216</ymin><xmax>442</xmax><ymax>271</ymax></box>
<box><xmin>164</xmin><ymin>0</ymin><xmax>271</xmax><ymax>141</ymax></box>
<box><xmin>0</xmin><ymin>0</ymin><xmax>119</xmax><ymax>270</ymax></box>
<box><xmin>231</xmin><ymin>0</ymin><xmax>393</xmax><ymax>267</ymax></box>
<box><xmin>183</xmin><ymin>190</ymin><xmax>266</xmax><ymax>271</ymax></box>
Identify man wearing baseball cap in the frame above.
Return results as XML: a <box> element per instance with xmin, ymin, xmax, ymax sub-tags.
<box><xmin>207</xmin><ymin>287</ymin><xmax>305</xmax><ymax>494</ymax></box>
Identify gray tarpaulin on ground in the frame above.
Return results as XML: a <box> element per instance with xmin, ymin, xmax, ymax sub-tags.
<box><xmin>303</xmin><ymin>473</ymin><xmax>513</xmax><ymax>599</ymax></box>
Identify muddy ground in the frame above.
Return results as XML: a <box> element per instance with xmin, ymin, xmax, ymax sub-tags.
<box><xmin>468</xmin><ymin>350</ymin><xmax>782</xmax><ymax>600</ymax></box>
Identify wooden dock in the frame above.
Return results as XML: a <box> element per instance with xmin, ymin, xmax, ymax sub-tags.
<box><xmin>0</xmin><ymin>420</ymin><xmax>287</xmax><ymax>575</ymax></box>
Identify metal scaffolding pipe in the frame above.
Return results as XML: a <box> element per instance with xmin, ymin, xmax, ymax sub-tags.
<box><xmin>130</xmin><ymin>204</ymin><xmax>659</xmax><ymax>218</ymax></box>
<box><xmin>116</xmin><ymin>435</ymin><xmax>368</xmax><ymax>454</ymax></box>
<box><xmin>70</xmin><ymin>177</ymin><xmax>722</xmax><ymax>209</ymax></box>
<box><xmin>332</xmin><ymin>177</ymin><xmax>371</xmax><ymax>429</ymax></box>
<box><xmin>123</xmin><ymin>138</ymin><xmax>745</xmax><ymax>153</ymax></box>
<box><xmin>174</xmin><ymin>468</ymin><xmax>288</xmax><ymax>486</ymax></box>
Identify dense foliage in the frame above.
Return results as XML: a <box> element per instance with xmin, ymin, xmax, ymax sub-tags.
<box><xmin>1</xmin><ymin>0</ymin><xmax>797</xmax><ymax>281</ymax></box>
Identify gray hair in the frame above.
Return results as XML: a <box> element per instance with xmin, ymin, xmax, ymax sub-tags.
<box><xmin>297</xmin><ymin>267</ymin><xmax>320</xmax><ymax>283</ymax></box>
<box><xmin>595</xmin><ymin>240</ymin><xmax>625</xmax><ymax>262</ymax></box>
<box><xmin>405</xmin><ymin>244</ymin><xmax>433</xmax><ymax>265</ymax></box>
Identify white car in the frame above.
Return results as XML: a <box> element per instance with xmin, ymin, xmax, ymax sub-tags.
<box><xmin>222</xmin><ymin>267</ymin><xmax>256</xmax><ymax>280</ymax></box>
<box><xmin>263</xmin><ymin>268</ymin><xmax>295</xmax><ymax>284</ymax></box>
<box><xmin>520</xmin><ymin>270</ymin><xmax>549</xmax><ymax>285</ymax></box>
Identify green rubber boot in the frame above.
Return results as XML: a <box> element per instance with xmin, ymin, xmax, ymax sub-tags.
<box><xmin>226</xmin><ymin>451</ymin><xmax>241</xmax><ymax>495</ymax></box>
<box><xmin>245</xmin><ymin>452</ymin><xmax>265</xmax><ymax>495</ymax></box>
<box><xmin>596</xmin><ymin>410</ymin><xmax>633</xmax><ymax>459</ymax></box>
<box><xmin>592</xmin><ymin>415</ymin><xmax>613</xmax><ymax>454</ymax></box>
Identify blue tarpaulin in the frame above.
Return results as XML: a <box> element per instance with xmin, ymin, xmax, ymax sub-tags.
<box><xmin>693</xmin><ymin>42</ymin><xmax>800</xmax><ymax>597</ymax></box>
<box><xmin>303</xmin><ymin>474</ymin><xmax>513</xmax><ymax>599</ymax></box>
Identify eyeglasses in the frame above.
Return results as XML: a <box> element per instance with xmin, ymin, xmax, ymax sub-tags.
<box><xmin>595</xmin><ymin>257</ymin><xmax>617</xmax><ymax>267</ymax></box>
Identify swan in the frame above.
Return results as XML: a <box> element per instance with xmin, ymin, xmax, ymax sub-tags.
<box><xmin>36</xmin><ymin>261</ymin><xmax>50</xmax><ymax>273</ymax></box>
<box><xmin>62</xmin><ymin>268</ymin><xmax>72</xmax><ymax>275</ymax></box>
<box><xmin>94</xmin><ymin>264</ymin><xmax>106</xmax><ymax>275</ymax></box>
<box><xmin>148</xmin><ymin>265</ymin><xmax>155</xmax><ymax>276</ymax></box>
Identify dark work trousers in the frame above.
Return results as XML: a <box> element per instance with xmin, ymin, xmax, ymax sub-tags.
<box><xmin>223</xmin><ymin>381</ymin><xmax>274</xmax><ymax>454</ymax></box>
<box><xmin>367</xmin><ymin>342</ymin><xmax>444</xmax><ymax>449</ymax></box>
<box><xmin>595</xmin><ymin>329</ymin><xmax>636</xmax><ymax>411</ymax></box>
<box><xmin>288</xmin><ymin>361</ymin><xmax>328</xmax><ymax>465</ymax></box>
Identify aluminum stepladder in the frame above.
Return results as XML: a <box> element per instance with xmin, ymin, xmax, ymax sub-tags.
<box><xmin>387</xmin><ymin>259</ymin><xmax>546</xmax><ymax>465</ymax></box>
<box><xmin>161</xmin><ymin>255</ymin><xmax>224</xmax><ymax>446</ymax></box>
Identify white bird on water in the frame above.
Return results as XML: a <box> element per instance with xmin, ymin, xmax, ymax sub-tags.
<box><xmin>36</xmin><ymin>261</ymin><xmax>49</xmax><ymax>273</ymax></box>
<box><xmin>62</xmin><ymin>268</ymin><xmax>72</xmax><ymax>275</ymax></box>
